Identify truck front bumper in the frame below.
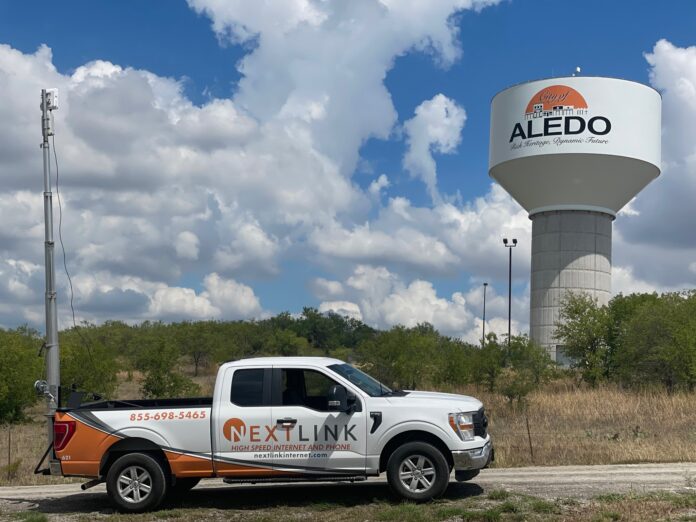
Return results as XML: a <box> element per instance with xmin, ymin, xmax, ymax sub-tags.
<box><xmin>452</xmin><ymin>441</ymin><xmax>493</xmax><ymax>471</ymax></box>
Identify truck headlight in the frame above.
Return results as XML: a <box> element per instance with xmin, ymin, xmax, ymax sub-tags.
<box><xmin>448</xmin><ymin>412</ymin><xmax>475</xmax><ymax>441</ymax></box>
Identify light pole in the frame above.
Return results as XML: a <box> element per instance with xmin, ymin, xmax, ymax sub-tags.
<box><xmin>503</xmin><ymin>238</ymin><xmax>517</xmax><ymax>346</ymax></box>
<box><xmin>482</xmin><ymin>282</ymin><xmax>488</xmax><ymax>347</ymax></box>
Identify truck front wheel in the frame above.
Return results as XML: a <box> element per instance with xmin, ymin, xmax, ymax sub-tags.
<box><xmin>386</xmin><ymin>441</ymin><xmax>450</xmax><ymax>501</ymax></box>
<box><xmin>106</xmin><ymin>453</ymin><xmax>168</xmax><ymax>513</ymax></box>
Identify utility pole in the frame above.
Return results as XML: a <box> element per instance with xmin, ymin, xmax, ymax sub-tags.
<box><xmin>503</xmin><ymin>238</ymin><xmax>517</xmax><ymax>347</ymax></box>
<box><xmin>39</xmin><ymin>88</ymin><xmax>60</xmax><ymax>449</ymax></box>
<box><xmin>481</xmin><ymin>282</ymin><xmax>488</xmax><ymax>347</ymax></box>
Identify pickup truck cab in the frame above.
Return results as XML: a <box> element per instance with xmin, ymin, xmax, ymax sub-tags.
<box><xmin>51</xmin><ymin>357</ymin><xmax>492</xmax><ymax>512</ymax></box>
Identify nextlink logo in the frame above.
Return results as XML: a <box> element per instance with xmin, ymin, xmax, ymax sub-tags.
<box><xmin>222</xmin><ymin>417</ymin><xmax>357</xmax><ymax>443</ymax></box>
<box><xmin>223</xmin><ymin>418</ymin><xmax>246</xmax><ymax>442</ymax></box>
<box><xmin>509</xmin><ymin>84</ymin><xmax>611</xmax><ymax>143</ymax></box>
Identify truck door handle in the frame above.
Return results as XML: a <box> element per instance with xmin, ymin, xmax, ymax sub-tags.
<box><xmin>277</xmin><ymin>418</ymin><xmax>297</xmax><ymax>427</ymax></box>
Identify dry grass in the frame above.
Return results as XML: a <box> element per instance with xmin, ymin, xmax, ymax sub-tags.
<box><xmin>0</xmin><ymin>415</ymin><xmax>81</xmax><ymax>487</ymax></box>
<box><xmin>459</xmin><ymin>381</ymin><xmax>696</xmax><ymax>468</ymax></box>
<box><xmin>1</xmin><ymin>376</ymin><xmax>694</xmax><ymax>487</ymax></box>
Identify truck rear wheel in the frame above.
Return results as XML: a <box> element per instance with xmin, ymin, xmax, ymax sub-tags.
<box><xmin>106</xmin><ymin>453</ymin><xmax>168</xmax><ymax>513</ymax></box>
<box><xmin>386</xmin><ymin>441</ymin><xmax>450</xmax><ymax>501</ymax></box>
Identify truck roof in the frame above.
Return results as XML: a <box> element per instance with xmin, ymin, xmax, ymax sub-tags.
<box><xmin>223</xmin><ymin>356</ymin><xmax>346</xmax><ymax>367</ymax></box>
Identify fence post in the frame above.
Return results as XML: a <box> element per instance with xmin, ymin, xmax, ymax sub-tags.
<box><xmin>6</xmin><ymin>425</ymin><xmax>10</xmax><ymax>481</ymax></box>
<box><xmin>524</xmin><ymin>411</ymin><xmax>535</xmax><ymax>465</ymax></box>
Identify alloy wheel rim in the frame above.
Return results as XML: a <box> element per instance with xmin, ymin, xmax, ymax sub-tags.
<box><xmin>117</xmin><ymin>465</ymin><xmax>153</xmax><ymax>504</ymax></box>
<box><xmin>398</xmin><ymin>454</ymin><xmax>436</xmax><ymax>493</ymax></box>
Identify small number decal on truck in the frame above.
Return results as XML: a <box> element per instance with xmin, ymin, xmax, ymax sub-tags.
<box><xmin>128</xmin><ymin>410</ymin><xmax>207</xmax><ymax>422</ymax></box>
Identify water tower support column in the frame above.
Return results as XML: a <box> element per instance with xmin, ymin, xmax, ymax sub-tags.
<box><xmin>529</xmin><ymin>210</ymin><xmax>612</xmax><ymax>362</ymax></box>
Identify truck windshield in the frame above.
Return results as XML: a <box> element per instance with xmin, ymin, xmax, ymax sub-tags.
<box><xmin>328</xmin><ymin>363</ymin><xmax>392</xmax><ymax>397</ymax></box>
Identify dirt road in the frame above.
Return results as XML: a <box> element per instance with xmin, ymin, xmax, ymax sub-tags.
<box><xmin>0</xmin><ymin>463</ymin><xmax>694</xmax><ymax>518</ymax></box>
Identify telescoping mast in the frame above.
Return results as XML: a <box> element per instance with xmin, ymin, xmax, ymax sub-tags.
<box><xmin>34</xmin><ymin>88</ymin><xmax>62</xmax><ymax>475</ymax></box>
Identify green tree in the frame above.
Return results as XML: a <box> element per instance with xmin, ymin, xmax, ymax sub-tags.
<box><xmin>357</xmin><ymin>324</ymin><xmax>441</xmax><ymax>389</ymax></box>
<box><xmin>471</xmin><ymin>334</ymin><xmax>505</xmax><ymax>392</ymax></box>
<box><xmin>174</xmin><ymin>321</ymin><xmax>218</xmax><ymax>376</ymax></box>
<box><xmin>395</xmin><ymin>324</ymin><xmax>440</xmax><ymax>389</ymax></box>
<box><xmin>220</xmin><ymin>321</ymin><xmax>270</xmax><ymax>361</ymax></box>
<box><xmin>356</xmin><ymin>328</ymin><xmax>403</xmax><ymax>388</ymax></box>
<box><xmin>60</xmin><ymin>323</ymin><xmax>119</xmax><ymax>397</ymax></box>
<box><xmin>0</xmin><ymin>327</ymin><xmax>43</xmax><ymax>422</ymax></box>
<box><xmin>505</xmin><ymin>334</ymin><xmax>554</xmax><ymax>385</ymax></box>
<box><xmin>498</xmin><ymin>335</ymin><xmax>554</xmax><ymax>403</ymax></box>
<box><xmin>433</xmin><ymin>337</ymin><xmax>477</xmax><ymax>389</ymax></box>
<box><xmin>296</xmin><ymin>307</ymin><xmax>336</xmax><ymax>354</ymax></box>
<box><xmin>555</xmin><ymin>293</ymin><xmax>611</xmax><ymax>387</ymax></box>
<box><xmin>268</xmin><ymin>328</ymin><xmax>311</xmax><ymax>356</ymax></box>
<box><xmin>266</xmin><ymin>311</ymin><xmax>295</xmax><ymax>331</ymax></box>
<box><xmin>615</xmin><ymin>292</ymin><xmax>696</xmax><ymax>392</ymax></box>
<box><xmin>606</xmin><ymin>292</ymin><xmax>660</xmax><ymax>374</ymax></box>
<box><xmin>136</xmin><ymin>338</ymin><xmax>200</xmax><ymax>399</ymax></box>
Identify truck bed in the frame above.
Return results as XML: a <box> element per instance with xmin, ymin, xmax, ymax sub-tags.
<box><xmin>57</xmin><ymin>396</ymin><xmax>213</xmax><ymax>412</ymax></box>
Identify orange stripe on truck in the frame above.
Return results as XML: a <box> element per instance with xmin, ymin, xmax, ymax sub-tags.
<box><xmin>56</xmin><ymin>413</ymin><xmax>300</xmax><ymax>480</ymax></box>
<box><xmin>54</xmin><ymin>412</ymin><xmax>121</xmax><ymax>477</ymax></box>
<box><xmin>164</xmin><ymin>451</ymin><xmax>214</xmax><ymax>477</ymax></box>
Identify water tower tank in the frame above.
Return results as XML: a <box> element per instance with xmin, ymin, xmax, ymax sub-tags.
<box><xmin>488</xmin><ymin>77</ymin><xmax>661</xmax><ymax>361</ymax></box>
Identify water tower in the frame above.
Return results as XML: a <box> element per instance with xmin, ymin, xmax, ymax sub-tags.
<box><xmin>488</xmin><ymin>77</ymin><xmax>661</xmax><ymax>361</ymax></box>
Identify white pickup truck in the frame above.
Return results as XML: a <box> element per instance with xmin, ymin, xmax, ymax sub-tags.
<box><xmin>49</xmin><ymin>357</ymin><xmax>492</xmax><ymax>512</ymax></box>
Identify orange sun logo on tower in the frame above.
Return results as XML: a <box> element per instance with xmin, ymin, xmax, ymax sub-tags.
<box><xmin>524</xmin><ymin>85</ymin><xmax>588</xmax><ymax>120</ymax></box>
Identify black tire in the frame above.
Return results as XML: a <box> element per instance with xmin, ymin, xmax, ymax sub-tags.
<box><xmin>386</xmin><ymin>441</ymin><xmax>450</xmax><ymax>501</ymax></box>
<box><xmin>106</xmin><ymin>452</ymin><xmax>168</xmax><ymax>513</ymax></box>
<box><xmin>169</xmin><ymin>477</ymin><xmax>201</xmax><ymax>496</ymax></box>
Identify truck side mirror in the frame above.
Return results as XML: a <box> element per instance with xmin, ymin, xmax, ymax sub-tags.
<box><xmin>327</xmin><ymin>384</ymin><xmax>348</xmax><ymax>412</ymax></box>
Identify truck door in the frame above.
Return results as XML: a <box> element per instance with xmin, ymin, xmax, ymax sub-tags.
<box><xmin>269</xmin><ymin>366</ymin><xmax>367</xmax><ymax>475</ymax></box>
<box><xmin>212</xmin><ymin>366</ymin><xmax>276</xmax><ymax>478</ymax></box>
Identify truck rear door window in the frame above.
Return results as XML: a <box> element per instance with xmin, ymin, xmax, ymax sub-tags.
<box><xmin>231</xmin><ymin>369</ymin><xmax>265</xmax><ymax>407</ymax></box>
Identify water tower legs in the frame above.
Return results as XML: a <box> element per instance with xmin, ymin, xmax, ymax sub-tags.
<box><xmin>529</xmin><ymin>210</ymin><xmax>613</xmax><ymax>362</ymax></box>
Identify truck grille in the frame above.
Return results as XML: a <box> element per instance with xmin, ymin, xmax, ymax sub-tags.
<box><xmin>473</xmin><ymin>408</ymin><xmax>488</xmax><ymax>438</ymax></box>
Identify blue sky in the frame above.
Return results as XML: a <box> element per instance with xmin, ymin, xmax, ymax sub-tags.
<box><xmin>0</xmin><ymin>0</ymin><xmax>695</xmax><ymax>340</ymax></box>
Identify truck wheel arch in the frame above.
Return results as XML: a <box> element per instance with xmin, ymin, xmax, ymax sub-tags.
<box><xmin>100</xmin><ymin>438</ymin><xmax>172</xmax><ymax>481</ymax></box>
<box><xmin>378</xmin><ymin>430</ymin><xmax>453</xmax><ymax>473</ymax></box>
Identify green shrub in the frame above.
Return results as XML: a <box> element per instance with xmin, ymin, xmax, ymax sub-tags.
<box><xmin>137</xmin><ymin>339</ymin><xmax>200</xmax><ymax>399</ymax></box>
<box><xmin>0</xmin><ymin>327</ymin><xmax>42</xmax><ymax>422</ymax></box>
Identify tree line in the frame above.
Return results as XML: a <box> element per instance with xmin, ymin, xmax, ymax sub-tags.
<box><xmin>1</xmin><ymin>290</ymin><xmax>694</xmax><ymax>423</ymax></box>
<box><xmin>0</xmin><ymin>307</ymin><xmax>554</xmax><ymax>422</ymax></box>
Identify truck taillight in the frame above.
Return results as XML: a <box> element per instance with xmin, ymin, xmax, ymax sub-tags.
<box><xmin>53</xmin><ymin>420</ymin><xmax>76</xmax><ymax>451</ymax></box>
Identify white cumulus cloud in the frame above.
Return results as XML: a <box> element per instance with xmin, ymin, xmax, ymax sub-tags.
<box><xmin>318</xmin><ymin>301</ymin><xmax>363</xmax><ymax>321</ymax></box>
<box><xmin>403</xmin><ymin>94</ymin><xmax>466</xmax><ymax>203</ymax></box>
<box><xmin>313</xmin><ymin>264</ymin><xmax>526</xmax><ymax>340</ymax></box>
<box><xmin>175</xmin><ymin>231</ymin><xmax>200</xmax><ymax>260</ymax></box>
<box><xmin>202</xmin><ymin>273</ymin><xmax>263</xmax><ymax>319</ymax></box>
<box><xmin>611</xmin><ymin>40</ymin><xmax>696</xmax><ymax>291</ymax></box>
